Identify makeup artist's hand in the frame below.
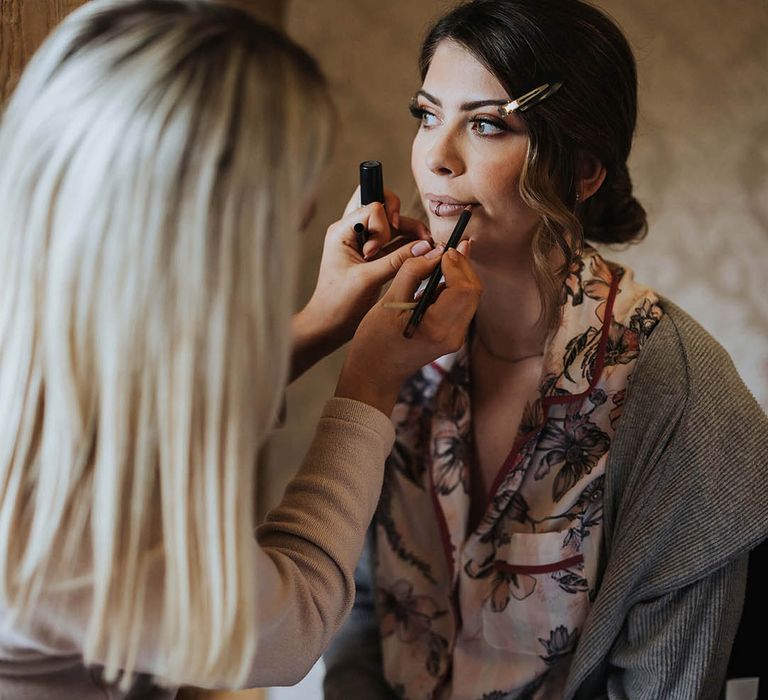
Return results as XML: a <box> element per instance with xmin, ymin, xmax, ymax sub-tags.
<box><xmin>338</xmin><ymin>185</ymin><xmax>431</xmax><ymax>260</ymax></box>
<box><xmin>335</xmin><ymin>240</ymin><xmax>482</xmax><ymax>416</ymax></box>
<box><xmin>291</xmin><ymin>187</ymin><xmax>431</xmax><ymax>380</ymax></box>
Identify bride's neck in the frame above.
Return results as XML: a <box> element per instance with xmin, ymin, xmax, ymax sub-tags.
<box><xmin>471</xmin><ymin>257</ymin><xmax>550</xmax><ymax>363</ymax></box>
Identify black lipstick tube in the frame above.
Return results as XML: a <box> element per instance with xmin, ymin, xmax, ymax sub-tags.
<box><xmin>356</xmin><ymin>160</ymin><xmax>384</xmax><ymax>250</ymax></box>
<box><xmin>360</xmin><ymin>160</ymin><xmax>384</xmax><ymax>204</ymax></box>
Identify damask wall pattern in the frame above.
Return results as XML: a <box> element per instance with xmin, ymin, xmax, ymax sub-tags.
<box><xmin>598</xmin><ymin>0</ymin><xmax>768</xmax><ymax>410</ymax></box>
<box><xmin>263</xmin><ymin>0</ymin><xmax>768</xmax><ymax>512</ymax></box>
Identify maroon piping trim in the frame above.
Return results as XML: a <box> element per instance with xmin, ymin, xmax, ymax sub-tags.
<box><xmin>429</xmin><ymin>360</ymin><xmax>449</xmax><ymax>376</ymax></box>
<box><xmin>486</xmin><ymin>426</ymin><xmax>540</xmax><ymax>502</ymax></box>
<box><xmin>481</xmin><ymin>268</ymin><xmax>621</xmax><ymax>518</ymax></box>
<box><xmin>494</xmin><ymin>553</ymin><xmax>584</xmax><ymax>575</ymax></box>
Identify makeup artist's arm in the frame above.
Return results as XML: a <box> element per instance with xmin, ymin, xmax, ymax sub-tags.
<box><xmin>290</xmin><ymin>188</ymin><xmax>431</xmax><ymax>381</ymax></box>
<box><xmin>248</xmin><ymin>247</ymin><xmax>481</xmax><ymax>686</ymax></box>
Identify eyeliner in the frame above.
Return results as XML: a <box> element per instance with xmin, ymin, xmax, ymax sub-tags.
<box><xmin>403</xmin><ymin>205</ymin><xmax>472</xmax><ymax>339</ymax></box>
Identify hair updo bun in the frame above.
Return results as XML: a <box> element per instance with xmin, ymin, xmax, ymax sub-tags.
<box><xmin>584</xmin><ymin>162</ymin><xmax>648</xmax><ymax>245</ymax></box>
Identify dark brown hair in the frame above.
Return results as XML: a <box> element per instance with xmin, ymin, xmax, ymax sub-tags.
<box><xmin>420</xmin><ymin>0</ymin><xmax>647</xmax><ymax>327</ymax></box>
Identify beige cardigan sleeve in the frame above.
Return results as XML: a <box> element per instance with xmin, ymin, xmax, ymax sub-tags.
<box><xmin>245</xmin><ymin>397</ymin><xmax>395</xmax><ymax>687</ymax></box>
<box><xmin>0</xmin><ymin>397</ymin><xmax>394</xmax><ymax>697</ymax></box>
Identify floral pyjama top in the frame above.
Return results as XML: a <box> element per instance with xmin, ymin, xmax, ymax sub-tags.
<box><xmin>374</xmin><ymin>248</ymin><xmax>663</xmax><ymax>700</ymax></box>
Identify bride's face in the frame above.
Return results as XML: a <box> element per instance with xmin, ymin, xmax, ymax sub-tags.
<box><xmin>410</xmin><ymin>41</ymin><xmax>540</xmax><ymax>260</ymax></box>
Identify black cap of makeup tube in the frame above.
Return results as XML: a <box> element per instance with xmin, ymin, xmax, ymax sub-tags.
<box><xmin>360</xmin><ymin>160</ymin><xmax>384</xmax><ymax>205</ymax></box>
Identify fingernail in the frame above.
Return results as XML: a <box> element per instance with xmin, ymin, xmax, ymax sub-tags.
<box><xmin>446</xmin><ymin>248</ymin><xmax>459</xmax><ymax>261</ymax></box>
<box><xmin>393</xmin><ymin>211</ymin><xmax>401</xmax><ymax>229</ymax></box>
<box><xmin>425</xmin><ymin>244</ymin><xmax>444</xmax><ymax>259</ymax></box>
<box><xmin>411</xmin><ymin>240</ymin><xmax>432</xmax><ymax>257</ymax></box>
<box><xmin>363</xmin><ymin>245</ymin><xmax>380</xmax><ymax>260</ymax></box>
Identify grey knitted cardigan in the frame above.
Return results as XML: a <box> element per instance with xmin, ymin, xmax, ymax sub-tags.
<box><xmin>323</xmin><ymin>298</ymin><xmax>768</xmax><ymax>700</ymax></box>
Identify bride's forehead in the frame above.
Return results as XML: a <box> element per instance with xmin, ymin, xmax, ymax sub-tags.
<box><xmin>423</xmin><ymin>41</ymin><xmax>507</xmax><ymax>97</ymax></box>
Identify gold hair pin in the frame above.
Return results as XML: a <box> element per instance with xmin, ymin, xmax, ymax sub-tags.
<box><xmin>499</xmin><ymin>81</ymin><xmax>563</xmax><ymax>115</ymax></box>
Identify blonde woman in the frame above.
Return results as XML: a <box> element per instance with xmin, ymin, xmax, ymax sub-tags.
<box><xmin>0</xmin><ymin>1</ymin><xmax>481</xmax><ymax>698</ymax></box>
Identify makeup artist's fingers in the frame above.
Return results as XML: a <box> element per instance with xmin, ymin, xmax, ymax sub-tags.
<box><xmin>384</xmin><ymin>248</ymin><xmax>445</xmax><ymax>303</ymax></box>
<box><xmin>343</xmin><ymin>186</ymin><xmax>403</xmax><ymax>230</ymax></box>
<box><xmin>421</xmin><ymin>248</ymin><xmax>483</xmax><ymax>346</ymax></box>
<box><xmin>442</xmin><ymin>242</ymin><xmax>481</xmax><ymax>289</ymax></box>
<box><xmin>416</xmin><ymin>240</ymin><xmax>470</xmax><ymax>303</ymax></box>
<box><xmin>324</xmin><ymin>202</ymin><xmax>390</xmax><ymax>253</ymax></box>
<box><xmin>415</xmin><ymin>280</ymin><xmax>445</xmax><ymax>302</ymax></box>
<box><xmin>362</xmin><ymin>238</ymin><xmax>437</xmax><ymax>284</ymax></box>
<box><xmin>396</xmin><ymin>215</ymin><xmax>431</xmax><ymax>242</ymax></box>
<box><xmin>361</xmin><ymin>214</ymin><xmax>431</xmax><ymax>261</ymax></box>
<box><xmin>360</xmin><ymin>202</ymin><xmax>394</xmax><ymax>258</ymax></box>
<box><xmin>342</xmin><ymin>186</ymin><xmax>361</xmax><ymax>217</ymax></box>
<box><xmin>383</xmin><ymin>188</ymin><xmax>401</xmax><ymax>230</ymax></box>
<box><xmin>380</xmin><ymin>238</ymin><xmax>470</xmax><ymax>302</ymax></box>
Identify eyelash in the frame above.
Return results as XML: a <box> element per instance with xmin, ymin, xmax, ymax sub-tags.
<box><xmin>408</xmin><ymin>103</ymin><xmax>434</xmax><ymax>125</ymax></box>
<box><xmin>408</xmin><ymin>103</ymin><xmax>510</xmax><ymax>137</ymax></box>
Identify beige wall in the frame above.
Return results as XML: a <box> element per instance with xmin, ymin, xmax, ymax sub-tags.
<box><xmin>264</xmin><ymin>0</ymin><xmax>768</xmax><ymax>511</ymax></box>
<box><xmin>597</xmin><ymin>0</ymin><xmax>768</xmax><ymax>408</ymax></box>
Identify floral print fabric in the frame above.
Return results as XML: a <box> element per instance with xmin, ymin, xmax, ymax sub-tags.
<box><xmin>374</xmin><ymin>249</ymin><xmax>663</xmax><ymax>700</ymax></box>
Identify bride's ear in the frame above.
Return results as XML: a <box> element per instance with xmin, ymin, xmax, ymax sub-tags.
<box><xmin>576</xmin><ymin>152</ymin><xmax>606</xmax><ymax>202</ymax></box>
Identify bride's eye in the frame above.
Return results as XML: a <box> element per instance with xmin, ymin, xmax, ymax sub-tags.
<box><xmin>470</xmin><ymin>117</ymin><xmax>509</xmax><ymax>136</ymax></box>
<box><xmin>409</xmin><ymin>101</ymin><xmax>439</xmax><ymax>128</ymax></box>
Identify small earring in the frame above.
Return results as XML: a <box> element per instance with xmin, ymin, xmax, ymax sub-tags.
<box><xmin>575</xmin><ymin>192</ymin><xmax>581</xmax><ymax>204</ymax></box>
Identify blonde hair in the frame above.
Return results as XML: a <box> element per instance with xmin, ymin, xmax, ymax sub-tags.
<box><xmin>0</xmin><ymin>0</ymin><xmax>331</xmax><ymax>689</ymax></box>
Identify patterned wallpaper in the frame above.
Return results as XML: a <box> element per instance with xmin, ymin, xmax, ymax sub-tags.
<box><xmin>596</xmin><ymin>0</ymin><xmax>768</xmax><ymax>409</ymax></box>
<box><xmin>262</xmin><ymin>0</ymin><xmax>768</xmax><ymax>511</ymax></box>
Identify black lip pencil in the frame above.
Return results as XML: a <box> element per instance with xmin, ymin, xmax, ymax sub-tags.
<box><xmin>403</xmin><ymin>205</ymin><xmax>472</xmax><ymax>339</ymax></box>
<box><xmin>353</xmin><ymin>222</ymin><xmax>367</xmax><ymax>252</ymax></box>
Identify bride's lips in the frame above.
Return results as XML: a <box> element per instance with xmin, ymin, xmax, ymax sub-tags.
<box><xmin>426</xmin><ymin>194</ymin><xmax>478</xmax><ymax>217</ymax></box>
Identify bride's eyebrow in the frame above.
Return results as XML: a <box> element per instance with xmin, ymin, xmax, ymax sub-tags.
<box><xmin>414</xmin><ymin>89</ymin><xmax>509</xmax><ymax>111</ymax></box>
